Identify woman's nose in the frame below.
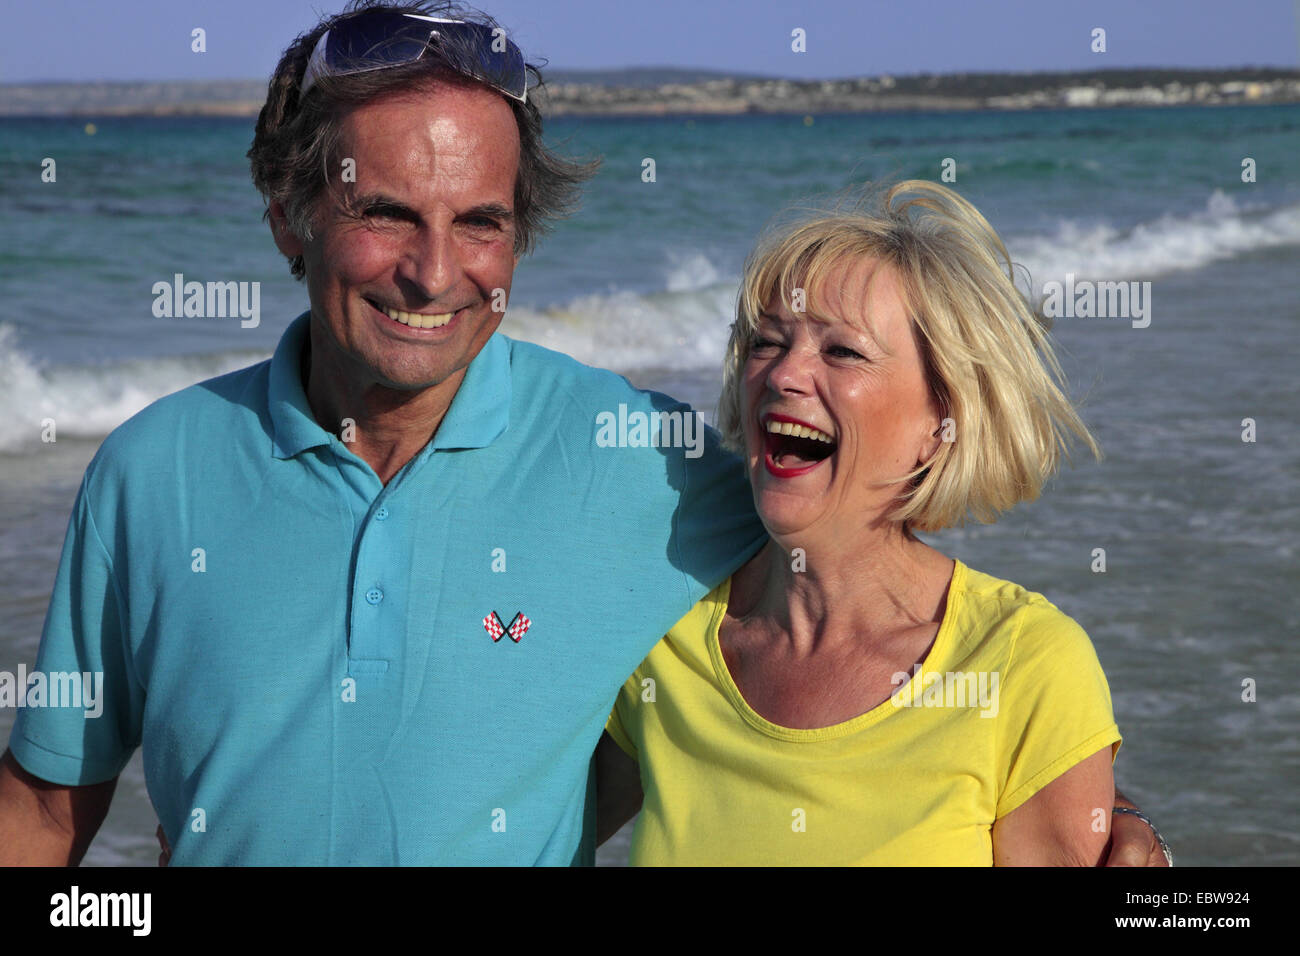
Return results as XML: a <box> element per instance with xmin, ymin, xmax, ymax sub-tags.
<box><xmin>765</xmin><ymin>343</ymin><xmax>817</xmax><ymax>394</ymax></box>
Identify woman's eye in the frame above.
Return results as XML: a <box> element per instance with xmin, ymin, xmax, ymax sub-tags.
<box><xmin>828</xmin><ymin>344</ymin><xmax>866</xmax><ymax>360</ymax></box>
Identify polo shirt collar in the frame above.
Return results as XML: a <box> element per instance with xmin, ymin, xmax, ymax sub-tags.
<box><xmin>268</xmin><ymin>311</ymin><xmax>512</xmax><ymax>459</ymax></box>
<box><xmin>430</xmin><ymin>328</ymin><xmax>511</xmax><ymax>451</ymax></box>
<box><xmin>269</xmin><ymin>312</ymin><xmax>331</xmax><ymax>460</ymax></box>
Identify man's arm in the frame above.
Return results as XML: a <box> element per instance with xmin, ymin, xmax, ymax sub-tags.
<box><xmin>595</xmin><ymin>731</ymin><xmax>643</xmax><ymax>847</ymax></box>
<box><xmin>0</xmin><ymin>749</ymin><xmax>116</xmax><ymax>865</ymax></box>
<box><xmin>1107</xmin><ymin>787</ymin><xmax>1172</xmax><ymax>867</ymax></box>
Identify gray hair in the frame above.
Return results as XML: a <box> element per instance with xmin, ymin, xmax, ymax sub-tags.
<box><xmin>249</xmin><ymin>0</ymin><xmax>598</xmax><ymax>278</ymax></box>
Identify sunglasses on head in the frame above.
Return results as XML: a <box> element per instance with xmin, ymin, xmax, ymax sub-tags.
<box><xmin>300</xmin><ymin>9</ymin><xmax>529</xmax><ymax>103</ymax></box>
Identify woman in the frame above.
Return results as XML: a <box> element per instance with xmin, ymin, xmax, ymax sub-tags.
<box><xmin>596</xmin><ymin>180</ymin><xmax>1122</xmax><ymax>865</ymax></box>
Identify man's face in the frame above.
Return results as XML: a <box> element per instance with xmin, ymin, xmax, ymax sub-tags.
<box><xmin>275</xmin><ymin>79</ymin><xmax>520</xmax><ymax>392</ymax></box>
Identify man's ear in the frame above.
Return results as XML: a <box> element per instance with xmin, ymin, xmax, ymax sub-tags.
<box><xmin>269</xmin><ymin>200</ymin><xmax>304</xmax><ymax>259</ymax></box>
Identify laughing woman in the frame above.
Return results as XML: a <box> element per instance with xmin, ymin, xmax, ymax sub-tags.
<box><xmin>597</xmin><ymin>180</ymin><xmax>1122</xmax><ymax>865</ymax></box>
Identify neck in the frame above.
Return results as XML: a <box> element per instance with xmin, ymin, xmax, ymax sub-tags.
<box><xmin>734</xmin><ymin>521</ymin><xmax>951</xmax><ymax>654</ymax></box>
<box><xmin>302</xmin><ymin>326</ymin><xmax>464</xmax><ymax>485</ymax></box>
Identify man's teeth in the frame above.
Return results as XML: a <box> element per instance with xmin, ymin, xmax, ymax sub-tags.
<box><xmin>383</xmin><ymin>305</ymin><xmax>453</xmax><ymax>329</ymax></box>
<box><xmin>766</xmin><ymin>420</ymin><xmax>835</xmax><ymax>444</ymax></box>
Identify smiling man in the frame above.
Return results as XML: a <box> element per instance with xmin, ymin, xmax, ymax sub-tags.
<box><xmin>289</xmin><ymin>78</ymin><xmax>521</xmax><ymax>482</ymax></box>
<box><xmin>0</xmin><ymin>1</ymin><xmax>1167</xmax><ymax>867</ymax></box>
<box><xmin>0</xmin><ymin>1</ymin><xmax>764</xmax><ymax>866</ymax></box>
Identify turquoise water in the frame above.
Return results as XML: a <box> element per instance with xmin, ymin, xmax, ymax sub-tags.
<box><xmin>1</xmin><ymin>105</ymin><xmax>1297</xmax><ymax>864</ymax></box>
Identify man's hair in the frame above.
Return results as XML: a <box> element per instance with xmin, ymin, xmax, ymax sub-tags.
<box><xmin>717</xmin><ymin>179</ymin><xmax>1101</xmax><ymax>534</ymax></box>
<box><xmin>250</xmin><ymin>0</ymin><xmax>598</xmax><ymax>278</ymax></box>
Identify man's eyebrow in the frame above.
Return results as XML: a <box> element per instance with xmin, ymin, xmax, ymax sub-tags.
<box><xmin>462</xmin><ymin>202</ymin><xmax>515</xmax><ymax>222</ymax></box>
<box><xmin>345</xmin><ymin>192</ymin><xmax>415</xmax><ymax>216</ymax></box>
<box><xmin>341</xmin><ymin>195</ymin><xmax>515</xmax><ymax>224</ymax></box>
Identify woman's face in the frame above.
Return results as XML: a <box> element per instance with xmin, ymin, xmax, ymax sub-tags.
<box><xmin>741</xmin><ymin>257</ymin><xmax>943</xmax><ymax>541</ymax></box>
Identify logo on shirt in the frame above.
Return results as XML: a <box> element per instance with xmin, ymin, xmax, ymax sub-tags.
<box><xmin>484</xmin><ymin>611</ymin><xmax>532</xmax><ymax>643</ymax></box>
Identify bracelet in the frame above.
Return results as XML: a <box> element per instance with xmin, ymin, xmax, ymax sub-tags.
<box><xmin>1113</xmin><ymin>806</ymin><xmax>1173</xmax><ymax>866</ymax></box>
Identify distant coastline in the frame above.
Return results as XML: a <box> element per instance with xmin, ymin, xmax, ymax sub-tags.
<box><xmin>2</xmin><ymin>67</ymin><xmax>1297</xmax><ymax>118</ymax></box>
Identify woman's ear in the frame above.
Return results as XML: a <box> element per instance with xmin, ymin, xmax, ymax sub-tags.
<box><xmin>918</xmin><ymin>392</ymin><xmax>947</xmax><ymax>466</ymax></box>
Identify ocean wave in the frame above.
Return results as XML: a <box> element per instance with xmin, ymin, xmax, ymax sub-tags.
<box><xmin>1011</xmin><ymin>190</ymin><xmax>1300</xmax><ymax>290</ymax></box>
<box><xmin>4</xmin><ymin>187</ymin><xmax>1292</xmax><ymax>455</ymax></box>
<box><xmin>0</xmin><ymin>324</ymin><xmax>265</xmax><ymax>454</ymax></box>
<box><xmin>0</xmin><ymin>274</ymin><xmax>741</xmax><ymax>452</ymax></box>
<box><xmin>504</xmin><ymin>279</ymin><xmax>738</xmax><ymax>373</ymax></box>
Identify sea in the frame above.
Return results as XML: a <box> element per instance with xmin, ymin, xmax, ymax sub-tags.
<box><xmin>1</xmin><ymin>104</ymin><xmax>1297</xmax><ymax>866</ymax></box>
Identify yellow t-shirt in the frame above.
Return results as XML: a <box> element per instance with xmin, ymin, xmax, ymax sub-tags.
<box><xmin>605</xmin><ymin>559</ymin><xmax>1121</xmax><ymax>865</ymax></box>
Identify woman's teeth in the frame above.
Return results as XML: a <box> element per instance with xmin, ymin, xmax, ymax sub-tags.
<box><xmin>765</xmin><ymin>420</ymin><xmax>835</xmax><ymax>444</ymax></box>
<box><xmin>384</xmin><ymin>305</ymin><xmax>453</xmax><ymax>329</ymax></box>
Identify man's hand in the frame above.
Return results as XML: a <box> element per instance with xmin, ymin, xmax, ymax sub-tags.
<box><xmin>1105</xmin><ymin>788</ymin><xmax>1171</xmax><ymax>866</ymax></box>
<box><xmin>0</xmin><ymin>749</ymin><xmax>116</xmax><ymax>865</ymax></box>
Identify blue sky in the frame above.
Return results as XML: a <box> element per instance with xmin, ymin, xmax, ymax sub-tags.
<box><xmin>4</xmin><ymin>0</ymin><xmax>1297</xmax><ymax>83</ymax></box>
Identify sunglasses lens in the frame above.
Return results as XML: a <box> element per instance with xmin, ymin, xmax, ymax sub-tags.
<box><xmin>312</xmin><ymin>10</ymin><xmax>527</xmax><ymax>102</ymax></box>
<box><xmin>324</xmin><ymin>10</ymin><xmax>431</xmax><ymax>73</ymax></box>
<box><xmin>434</xmin><ymin>22</ymin><xmax>527</xmax><ymax>100</ymax></box>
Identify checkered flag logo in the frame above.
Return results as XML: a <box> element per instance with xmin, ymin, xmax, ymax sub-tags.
<box><xmin>506</xmin><ymin>612</ymin><xmax>531</xmax><ymax>642</ymax></box>
<box><xmin>484</xmin><ymin>611</ymin><xmax>531</xmax><ymax>643</ymax></box>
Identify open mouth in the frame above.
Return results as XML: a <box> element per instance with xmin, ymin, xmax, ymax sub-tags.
<box><xmin>763</xmin><ymin>416</ymin><xmax>836</xmax><ymax>476</ymax></box>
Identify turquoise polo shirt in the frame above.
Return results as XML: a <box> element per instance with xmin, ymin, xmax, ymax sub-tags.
<box><xmin>9</xmin><ymin>312</ymin><xmax>766</xmax><ymax>865</ymax></box>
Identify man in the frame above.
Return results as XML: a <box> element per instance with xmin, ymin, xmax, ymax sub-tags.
<box><xmin>0</xmin><ymin>1</ymin><xmax>1168</xmax><ymax>866</ymax></box>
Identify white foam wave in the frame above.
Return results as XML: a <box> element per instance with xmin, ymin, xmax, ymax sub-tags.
<box><xmin>11</xmin><ymin>192</ymin><xmax>1286</xmax><ymax>454</ymax></box>
<box><xmin>0</xmin><ymin>324</ymin><xmax>265</xmax><ymax>454</ymax></box>
<box><xmin>504</xmin><ymin>280</ymin><xmax>738</xmax><ymax>374</ymax></box>
<box><xmin>1011</xmin><ymin>191</ymin><xmax>1300</xmax><ymax>291</ymax></box>
<box><xmin>0</xmin><ymin>275</ymin><xmax>741</xmax><ymax>452</ymax></box>
<box><xmin>663</xmin><ymin>249</ymin><xmax>723</xmax><ymax>292</ymax></box>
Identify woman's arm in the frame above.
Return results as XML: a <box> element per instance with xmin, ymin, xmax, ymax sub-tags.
<box><xmin>992</xmin><ymin>745</ymin><xmax>1115</xmax><ymax>866</ymax></box>
<box><xmin>595</xmin><ymin>731</ymin><xmax>643</xmax><ymax>847</ymax></box>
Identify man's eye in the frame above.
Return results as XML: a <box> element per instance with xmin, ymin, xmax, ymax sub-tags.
<box><xmin>464</xmin><ymin>216</ymin><xmax>501</xmax><ymax>230</ymax></box>
<box><xmin>363</xmin><ymin>205</ymin><xmax>406</xmax><ymax>221</ymax></box>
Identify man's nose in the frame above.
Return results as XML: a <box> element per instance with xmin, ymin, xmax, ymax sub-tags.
<box><xmin>397</xmin><ymin>224</ymin><xmax>461</xmax><ymax>301</ymax></box>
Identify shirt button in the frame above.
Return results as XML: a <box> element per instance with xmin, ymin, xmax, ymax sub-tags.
<box><xmin>375</xmin><ymin>507</ymin><xmax>390</xmax><ymax>521</ymax></box>
<box><xmin>365</xmin><ymin>588</ymin><xmax>384</xmax><ymax>605</ymax></box>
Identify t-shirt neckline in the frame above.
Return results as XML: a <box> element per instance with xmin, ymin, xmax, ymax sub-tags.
<box><xmin>706</xmin><ymin>559</ymin><xmax>967</xmax><ymax>742</ymax></box>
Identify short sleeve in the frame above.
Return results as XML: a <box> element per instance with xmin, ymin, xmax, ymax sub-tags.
<box><xmin>994</xmin><ymin>603</ymin><xmax>1121</xmax><ymax>818</ymax></box>
<box><xmin>604</xmin><ymin>678</ymin><xmax>640</xmax><ymax>762</ymax></box>
<box><xmin>8</xmin><ymin>470</ymin><xmax>143</xmax><ymax>786</ymax></box>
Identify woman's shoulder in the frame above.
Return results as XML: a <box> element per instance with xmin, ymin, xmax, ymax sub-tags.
<box><xmin>947</xmin><ymin>561</ymin><xmax>1101</xmax><ymax>673</ymax></box>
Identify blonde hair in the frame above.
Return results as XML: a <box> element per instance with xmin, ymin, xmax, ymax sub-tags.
<box><xmin>718</xmin><ymin>180</ymin><xmax>1100</xmax><ymax>533</ymax></box>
